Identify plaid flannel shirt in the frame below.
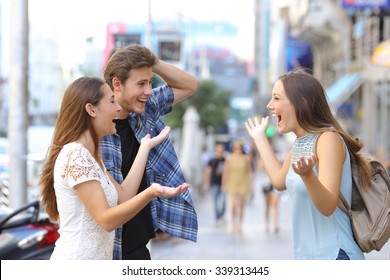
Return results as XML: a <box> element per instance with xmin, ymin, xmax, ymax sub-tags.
<box><xmin>100</xmin><ymin>84</ymin><xmax>198</xmax><ymax>260</ymax></box>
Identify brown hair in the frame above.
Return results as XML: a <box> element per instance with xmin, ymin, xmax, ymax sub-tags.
<box><xmin>104</xmin><ymin>44</ymin><xmax>159</xmax><ymax>90</ymax></box>
<box><xmin>39</xmin><ymin>76</ymin><xmax>105</xmax><ymax>221</ymax></box>
<box><xmin>278</xmin><ymin>70</ymin><xmax>372</xmax><ymax>188</ymax></box>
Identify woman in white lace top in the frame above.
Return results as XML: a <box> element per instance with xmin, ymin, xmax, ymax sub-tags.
<box><xmin>39</xmin><ymin>77</ymin><xmax>189</xmax><ymax>260</ymax></box>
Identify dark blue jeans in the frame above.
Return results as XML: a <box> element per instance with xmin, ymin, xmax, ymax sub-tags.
<box><xmin>336</xmin><ymin>248</ymin><xmax>350</xmax><ymax>260</ymax></box>
<box><xmin>211</xmin><ymin>185</ymin><xmax>226</xmax><ymax>220</ymax></box>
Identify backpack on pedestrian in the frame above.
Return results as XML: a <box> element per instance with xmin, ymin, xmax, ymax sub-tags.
<box><xmin>337</xmin><ymin>152</ymin><xmax>390</xmax><ymax>253</ymax></box>
<box><xmin>313</xmin><ymin>134</ymin><xmax>390</xmax><ymax>253</ymax></box>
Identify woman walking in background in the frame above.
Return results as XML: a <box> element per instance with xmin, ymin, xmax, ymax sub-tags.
<box><xmin>222</xmin><ymin>140</ymin><xmax>252</xmax><ymax>233</ymax></box>
<box><xmin>258</xmin><ymin>138</ymin><xmax>284</xmax><ymax>234</ymax></box>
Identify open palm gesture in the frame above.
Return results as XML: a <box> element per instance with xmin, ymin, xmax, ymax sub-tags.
<box><xmin>141</xmin><ymin>126</ymin><xmax>171</xmax><ymax>150</ymax></box>
<box><xmin>245</xmin><ymin>116</ymin><xmax>269</xmax><ymax>140</ymax></box>
<box><xmin>152</xmin><ymin>182</ymin><xmax>190</xmax><ymax>198</ymax></box>
<box><xmin>291</xmin><ymin>154</ymin><xmax>317</xmax><ymax>176</ymax></box>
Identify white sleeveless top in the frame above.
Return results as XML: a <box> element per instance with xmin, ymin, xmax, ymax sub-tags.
<box><xmin>51</xmin><ymin>142</ymin><xmax>118</xmax><ymax>260</ymax></box>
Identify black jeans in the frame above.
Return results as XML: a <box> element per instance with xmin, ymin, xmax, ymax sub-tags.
<box><xmin>122</xmin><ymin>243</ymin><xmax>151</xmax><ymax>260</ymax></box>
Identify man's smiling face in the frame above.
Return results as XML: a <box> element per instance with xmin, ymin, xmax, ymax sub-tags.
<box><xmin>115</xmin><ymin>67</ymin><xmax>154</xmax><ymax>116</ymax></box>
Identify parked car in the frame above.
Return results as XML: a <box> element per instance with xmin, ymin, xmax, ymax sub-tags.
<box><xmin>0</xmin><ymin>200</ymin><xmax>59</xmax><ymax>260</ymax></box>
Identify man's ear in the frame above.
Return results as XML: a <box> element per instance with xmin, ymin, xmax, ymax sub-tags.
<box><xmin>85</xmin><ymin>103</ymin><xmax>96</xmax><ymax>118</ymax></box>
<box><xmin>112</xmin><ymin>77</ymin><xmax>122</xmax><ymax>91</ymax></box>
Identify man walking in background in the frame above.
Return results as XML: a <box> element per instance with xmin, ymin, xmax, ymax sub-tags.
<box><xmin>204</xmin><ymin>143</ymin><xmax>226</xmax><ymax>226</ymax></box>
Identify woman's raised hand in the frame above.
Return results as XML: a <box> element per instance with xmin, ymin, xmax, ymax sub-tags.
<box><xmin>245</xmin><ymin>116</ymin><xmax>269</xmax><ymax>140</ymax></box>
<box><xmin>141</xmin><ymin>126</ymin><xmax>171</xmax><ymax>150</ymax></box>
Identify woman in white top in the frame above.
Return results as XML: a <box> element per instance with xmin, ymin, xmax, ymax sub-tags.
<box><xmin>39</xmin><ymin>77</ymin><xmax>189</xmax><ymax>260</ymax></box>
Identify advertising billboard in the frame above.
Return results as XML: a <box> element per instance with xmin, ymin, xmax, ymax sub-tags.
<box><xmin>158</xmin><ymin>40</ymin><xmax>181</xmax><ymax>61</ymax></box>
<box><xmin>342</xmin><ymin>0</ymin><xmax>390</xmax><ymax>9</ymax></box>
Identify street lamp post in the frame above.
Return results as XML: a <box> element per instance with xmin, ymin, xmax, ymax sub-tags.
<box><xmin>9</xmin><ymin>0</ymin><xmax>29</xmax><ymax>208</ymax></box>
<box><xmin>145</xmin><ymin>0</ymin><xmax>152</xmax><ymax>49</ymax></box>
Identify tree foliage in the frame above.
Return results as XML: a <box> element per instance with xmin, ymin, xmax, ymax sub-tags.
<box><xmin>163</xmin><ymin>79</ymin><xmax>233</xmax><ymax>131</ymax></box>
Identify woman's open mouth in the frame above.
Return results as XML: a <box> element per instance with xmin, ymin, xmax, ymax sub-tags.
<box><xmin>273</xmin><ymin>114</ymin><xmax>282</xmax><ymax>125</ymax></box>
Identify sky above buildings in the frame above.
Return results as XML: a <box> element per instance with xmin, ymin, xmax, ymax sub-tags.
<box><xmin>28</xmin><ymin>0</ymin><xmax>256</xmax><ymax>64</ymax></box>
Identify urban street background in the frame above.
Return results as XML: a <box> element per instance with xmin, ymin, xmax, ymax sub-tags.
<box><xmin>150</xmin><ymin>171</ymin><xmax>390</xmax><ymax>260</ymax></box>
<box><xmin>0</xmin><ymin>0</ymin><xmax>389</xmax><ymax>263</ymax></box>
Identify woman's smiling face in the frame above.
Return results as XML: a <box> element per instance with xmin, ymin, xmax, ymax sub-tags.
<box><xmin>266</xmin><ymin>80</ymin><xmax>300</xmax><ymax>135</ymax></box>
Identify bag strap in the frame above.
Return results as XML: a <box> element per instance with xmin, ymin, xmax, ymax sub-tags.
<box><xmin>313</xmin><ymin>132</ymin><xmax>352</xmax><ymax>216</ymax></box>
<box><xmin>337</xmin><ymin>192</ymin><xmax>351</xmax><ymax>215</ymax></box>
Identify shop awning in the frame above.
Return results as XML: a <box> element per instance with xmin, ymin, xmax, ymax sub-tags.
<box><xmin>371</xmin><ymin>39</ymin><xmax>390</xmax><ymax>67</ymax></box>
<box><xmin>326</xmin><ymin>72</ymin><xmax>364</xmax><ymax>109</ymax></box>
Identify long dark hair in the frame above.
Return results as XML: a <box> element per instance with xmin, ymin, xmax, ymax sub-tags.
<box><xmin>279</xmin><ymin>70</ymin><xmax>371</xmax><ymax>188</ymax></box>
<box><xmin>39</xmin><ymin>77</ymin><xmax>105</xmax><ymax>221</ymax></box>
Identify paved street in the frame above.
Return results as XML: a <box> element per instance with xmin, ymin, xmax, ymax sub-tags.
<box><xmin>150</xmin><ymin>173</ymin><xmax>390</xmax><ymax>260</ymax></box>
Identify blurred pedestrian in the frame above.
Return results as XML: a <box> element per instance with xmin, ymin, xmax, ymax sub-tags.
<box><xmin>245</xmin><ymin>69</ymin><xmax>370</xmax><ymax>259</ymax></box>
<box><xmin>258</xmin><ymin>137</ymin><xmax>284</xmax><ymax>234</ymax></box>
<box><xmin>201</xmin><ymin>144</ymin><xmax>213</xmax><ymax>168</ymax></box>
<box><xmin>222</xmin><ymin>140</ymin><xmax>252</xmax><ymax>233</ymax></box>
<box><xmin>258</xmin><ymin>157</ymin><xmax>281</xmax><ymax>234</ymax></box>
<box><xmin>247</xmin><ymin>143</ymin><xmax>259</xmax><ymax>204</ymax></box>
<box><xmin>101</xmin><ymin>44</ymin><xmax>199</xmax><ymax>260</ymax></box>
<box><xmin>261</xmin><ymin>181</ymin><xmax>280</xmax><ymax>233</ymax></box>
<box><xmin>39</xmin><ymin>77</ymin><xmax>189</xmax><ymax>260</ymax></box>
<box><xmin>203</xmin><ymin>143</ymin><xmax>226</xmax><ymax>226</ymax></box>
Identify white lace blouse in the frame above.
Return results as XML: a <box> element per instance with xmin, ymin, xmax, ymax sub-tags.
<box><xmin>50</xmin><ymin>142</ymin><xmax>118</xmax><ymax>260</ymax></box>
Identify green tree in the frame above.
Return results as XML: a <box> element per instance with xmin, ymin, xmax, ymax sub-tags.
<box><xmin>163</xmin><ymin>79</ymin><xmax>233</xmax><ymax>131</ymax></box>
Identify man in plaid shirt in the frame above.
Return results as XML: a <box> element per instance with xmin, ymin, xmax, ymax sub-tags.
<box><xmin>101</xmin><ymin>44</ymin><xmax>198</xmax><ymax>260</ymax></box>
